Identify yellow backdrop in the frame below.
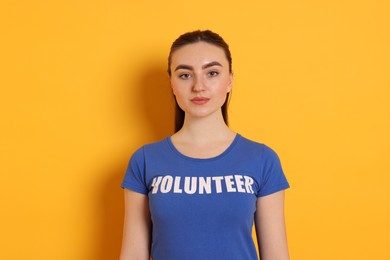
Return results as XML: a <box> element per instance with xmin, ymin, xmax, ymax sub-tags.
<box><xmin>1</xmin><ymin>0</ymin><xmax>389</xmax><ymax>259</ymax></box>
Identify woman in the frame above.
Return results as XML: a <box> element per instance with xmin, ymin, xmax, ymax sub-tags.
<box><xmin>120</xmin><ymin>30</ymin><xmax>290</xmax><ymax>260</ymax></box>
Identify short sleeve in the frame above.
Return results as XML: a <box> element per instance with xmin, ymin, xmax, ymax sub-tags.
<box><xmin>257</xmin><ymin>145</ymin><xmax>290</xmax><ymax>197</ymax></box>
<box><xmin>121</xmin><ymin>147</ymin><xmax>149</xmax><ymax>195</ymax></box>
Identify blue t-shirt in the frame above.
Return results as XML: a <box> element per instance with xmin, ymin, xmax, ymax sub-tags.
<box><xmin>121</xmin><ymin>134</ymin><xmax>289</xmax><ymax>260</ymax></box>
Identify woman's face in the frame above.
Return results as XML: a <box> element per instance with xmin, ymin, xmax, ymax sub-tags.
<box><xmin>169</xmin><ymin>42</ymin><xmax>233</xmax><ymax>121</ymax></box>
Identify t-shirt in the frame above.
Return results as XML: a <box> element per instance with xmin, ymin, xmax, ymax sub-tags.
<box><xmin>121</xmin><ymin>134</ymin><xmax>290</xmax><ymax>260</ymax></box>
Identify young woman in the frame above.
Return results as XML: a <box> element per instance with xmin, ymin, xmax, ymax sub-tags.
<box><xmin>120</xmin><ymin>30</ymin><xmax>290</xmax><ymax>260</ymax></box>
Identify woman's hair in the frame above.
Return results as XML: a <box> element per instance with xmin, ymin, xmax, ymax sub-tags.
<box><xmin>168</xmin><ymin>30</ymin><xmax>233</xmax><ymax>132</ymax></box>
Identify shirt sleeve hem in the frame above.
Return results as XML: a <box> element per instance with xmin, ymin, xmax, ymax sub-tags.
<box><xmin>257</xmin><ymin>182</ymin><xmax>290</xmax><ymax>197</ymax></box>
<box><xmin>121</xmin><ymin>182</ymin><xmax>149</xmax><ymax>195</ymax></box>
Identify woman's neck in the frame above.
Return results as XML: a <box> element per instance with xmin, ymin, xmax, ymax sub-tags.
<box><xmin>174</xmin><ymin>111</ymin><xmax>235</xmax><ymax>144</ymax></box>
<box><xmin>170</xmin><ymin>111</ymin><xmax>237</xmax><ymax>158</ymax></box>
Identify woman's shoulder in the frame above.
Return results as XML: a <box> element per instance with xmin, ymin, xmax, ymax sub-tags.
<box><xmin>130</xmin><ymin>136</ymin><xmax>171</xmax><ymax>157</ymax></box>
<box><xmin>237</xmin><ymin>134</ymin><xmax>280</xmax><ymax>159</ymax></box>
<box><xmin>142</xmin><ymin>136</ymin><xmax>170</xmax><ymax>149</ymax></box>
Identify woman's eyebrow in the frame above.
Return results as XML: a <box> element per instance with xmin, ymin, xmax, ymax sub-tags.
<box><xmin>202</xmin><ymin>61</ymin><xmax>222</xmax><ymax>69</ymax></box>
<box><xmin>175</xmin><ymin>64</ymin><xmax>193</xmax><ymax>71</ymax></box>
<box><xmin>174</xmin><ymin>61</ymin><xmax>223</xmax><ymax>72</ymax></box>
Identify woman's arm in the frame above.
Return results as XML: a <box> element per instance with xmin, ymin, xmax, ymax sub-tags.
<box><xmin>255</xmin><ymin>190</ymin><xmax>290</xmax><ymax>260</ymax></box>
<box><xmin>120</xmin><ymin>189</ymin><xmax>151</xmax><ymax>260</ymax></box>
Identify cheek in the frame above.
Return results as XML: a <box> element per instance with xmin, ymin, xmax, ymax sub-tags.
<box><xmin>171</xmin><ymin>79</ymin><xmax>191</xmax><ymax>96</ymax></box>
<box><xmin>216</xmin><ymin>80</ymin><xmax>232</xmax><ymax>95</ymax></box>
<box><xmin>171</xmin><ymin>85</ymin><xmax>185</xmax><ymax>99</ymax></box>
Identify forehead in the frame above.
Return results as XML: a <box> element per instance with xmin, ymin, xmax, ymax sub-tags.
<box><xmin>170</xmin><ymin>42</ymin><xmax>228</xmax><ymax>67</ymax></box>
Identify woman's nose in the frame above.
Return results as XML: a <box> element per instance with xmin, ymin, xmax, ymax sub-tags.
<box><xmin>192</xmin><ymin>76</ymin><xmax>205</xmax><ymax>92</ymax></box>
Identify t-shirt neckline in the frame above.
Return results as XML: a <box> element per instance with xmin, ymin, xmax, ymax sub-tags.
<box><xmin>166</xmin><ymin>133</ymin><xmax>241</xmax><ymax>162</ymax></box>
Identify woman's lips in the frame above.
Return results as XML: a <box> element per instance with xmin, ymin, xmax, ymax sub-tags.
<box><xmin>190</xmin><ymin>97</ymin><xmax>210</xmax><ymax>105</ymax></box>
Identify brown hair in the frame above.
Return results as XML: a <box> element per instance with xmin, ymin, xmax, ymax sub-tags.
<box><xmin>168</xmin><ymin>30</ymin><xmax>233</xmax><ymax>132</ymax></box>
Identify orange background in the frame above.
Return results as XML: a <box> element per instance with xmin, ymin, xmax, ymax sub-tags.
<box><xmin>1</xmin><ymin>0</ymin><xmax>389</xmax><ymax>259</ymax></box>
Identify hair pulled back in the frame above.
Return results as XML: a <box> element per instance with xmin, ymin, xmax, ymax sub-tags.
<box><xmin>168</xmin><ymin>30</ymin><xmax>232</xmax><ymax>132</ymax></box>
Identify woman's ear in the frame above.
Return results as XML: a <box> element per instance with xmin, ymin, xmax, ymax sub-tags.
<box><xmin>167</xmin><ymin>73</ymin><xmax>175</xmax><ymax>95</ymax></box>
<box><xmin>227</xmin><ymin>71</ymin><xmax>234</xmax><ymax>93</ymax></box>
<box><xmin>169</xmin><ymin>78</ymin><xmax>176</xmax><ymax>96</ymax></box>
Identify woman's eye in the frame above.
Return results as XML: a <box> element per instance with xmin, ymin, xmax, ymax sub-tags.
<box><xmin>179</xmin><ymin>73</ymin><xmax>191</xmax><ymax>79</ymax></box>
<box><xmin>208</xmin><ymin>71</ymin><xmax>219</xmax><ymax>77</ymax></box>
